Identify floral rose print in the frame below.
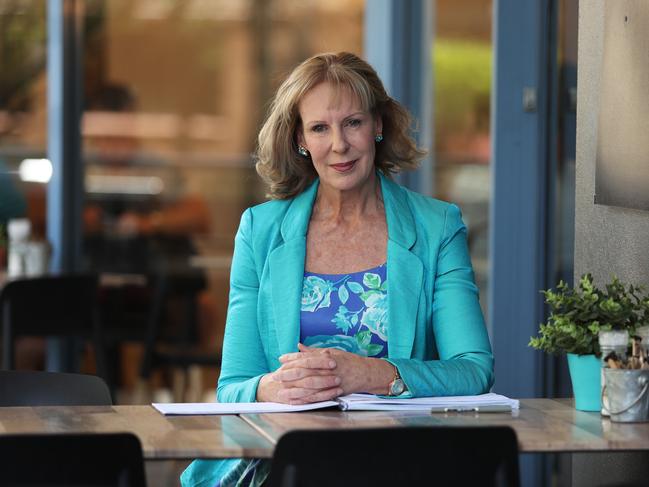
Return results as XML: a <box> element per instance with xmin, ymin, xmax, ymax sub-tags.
<box><xmin>300</xmin><ymin>264</ymin><xmax>388</xmax><ymax>357</ymax></box>
<box><xmin>303</xmin><ymin>332</ymin><xmax>384</xmax><ymax>357</ymax></box>
<box><xmin>303</xmin><ymin>334</ymin><xmax>364</xmax><ymax>354</ymax></box>
<box><xmin>360</xmin><ymin>305</ymin><xmax>388</xmax><ymax>342</ymax></box>
<box><xmin>301</xmin><ymin>275</ymin><xmax>335</xmax><ymax>312</ymax></box>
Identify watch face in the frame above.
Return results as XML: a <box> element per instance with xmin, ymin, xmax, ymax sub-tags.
<box><xmin>390</xmin><ymin>378</ymin><xmax>405</xmax><ymax>396</ymax></box>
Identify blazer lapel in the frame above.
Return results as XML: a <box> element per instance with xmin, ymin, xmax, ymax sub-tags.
<box><xmin>269</xmin><ymin>239</ymin><xmax>306</xmax><ymax>356</ymax></box>
<box><xmin>381</xmin><ymin>175</ymin><xmax>424</xmax><ymax>359</ymax></box>
<box><xmin>269</xmin><ymin>179</ymin><xmax>319</xmax><ymax>356</ymax></box>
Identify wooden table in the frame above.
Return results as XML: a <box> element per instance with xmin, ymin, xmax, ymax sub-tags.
<box><xmin>241</xmin><ymin>398</ymin><xmax>649</xmax><ymax>454</ymax></box>
<box><xmin>0</xmin><ymin>405</ymin><xmax>272</xmax><ymax>460</ymax></box>
<box><xmin>2</xmin><ymin>399</ymin><xmax>649</xmax><ymax>460</ymax></box>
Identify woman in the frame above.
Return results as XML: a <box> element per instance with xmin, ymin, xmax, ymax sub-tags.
<box><xmin>182</xmin><ymin>51</ymin><xmax>493</xmax><ymax>487</ymax></box>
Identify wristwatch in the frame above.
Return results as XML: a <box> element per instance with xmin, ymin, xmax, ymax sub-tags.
<box><xmin>388</xmin><ymin>366</ymin><xmax>405</xmax><ymax>396</ymax></box>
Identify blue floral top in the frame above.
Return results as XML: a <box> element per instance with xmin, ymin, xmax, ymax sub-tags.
<box><xmin>300</xmin><ymin>264</ymin><xmax>388</xmax><ymax>357</ymax></box>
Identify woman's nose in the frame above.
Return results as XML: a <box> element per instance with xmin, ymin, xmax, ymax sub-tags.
<box><xmin>331</xmin><ymin>127</ymin><xmax>350</xmax><ymax>153</ymax></box>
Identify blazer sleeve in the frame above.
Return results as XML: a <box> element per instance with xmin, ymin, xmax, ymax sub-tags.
<box><xmin>386</xmin><ymin>204</ymin><xmax>494</xmax><ymax>397</ymax></box>
<box><xmin>216</xmin><ymin>209</ymin><xmax>268</xmax><ymax>403</ymax></box>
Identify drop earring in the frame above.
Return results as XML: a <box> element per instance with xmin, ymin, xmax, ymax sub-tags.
<box><xmin>297</xmin><ymin>145</ymin><xmax>309</xmax><ymax>157</ymax></box>
<box><xmin>375</xmin><ymin>134</ymin><xmax>383</xmax><ymax>143</ymax></box>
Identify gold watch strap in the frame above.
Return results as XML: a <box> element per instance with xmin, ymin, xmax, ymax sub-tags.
<box><xmin>387</xmin><ymin>364</ymin><xmax>402</xmax><ymax>395</ymax></box>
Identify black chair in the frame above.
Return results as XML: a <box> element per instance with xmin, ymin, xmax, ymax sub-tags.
<box><xmin>0</xmin><ymin>274</ymin><xmax>107</xmax><ymax>379</ymax></box>
<box><xmin>97</xmin><ymin>270</ymin><xmax>219</xmax><ymax>402</ymax></box>
<box><xmin>0</xmin><ymin>370</ymin><xmax>112</xmax><ymax>406</ymax></box>
<box><xmin>0</xmin><ymin>432</ymin><xmax>146</xmax><ymax>486</ymax></box>
<box><xmin>138</xmin><ymin>270</ymin><xmax>220</xmax><ymax>400</ymax></box>
<box><xmin>266</xmin><ymin>426</ymin><xmax>520</xmax><ymax>487</ymax></box>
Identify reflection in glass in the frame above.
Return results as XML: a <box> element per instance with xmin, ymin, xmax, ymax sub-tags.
<box><xmin>433</xmin><ymin>0</ymin><xmax>492</xmax><ymax>314</ymax></box>
<box><xmin>80</xmin><ymin>0</ymin><xmax>364</xmax><ymax>400</ymax></box>
<box><xmin>0</xmin><ymin>1</ymin><xmax>48</xmax><ymax>254</ymax></box>
<box><xmin>0</xmin><ymin>1</ymin><xmax>48</xmax><ymax>370</ymax></box>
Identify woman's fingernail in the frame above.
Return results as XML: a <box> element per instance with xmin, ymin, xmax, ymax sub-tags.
<box><xmin>336</xmin><ymin>388</ymin><xmax>343</xmax><ymax>395</ymax></box>
<box><xmin>329</xmin><ymin>360</ymin><xmax>336</xmax><ymax>368</ymax></box>
<box><xmin>334</xmin><ymin>377</ymin><xmax>341</xmax><ymax>385</ymax></box>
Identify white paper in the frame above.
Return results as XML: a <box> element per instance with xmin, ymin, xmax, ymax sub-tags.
<box><xmin>152</xmin><ymin>392</ymin><xmax>518</xmax><ymax>416</ymax></box>
<box><xmin>152</xmin><ymin>400</ymin><xmax>339</xmax><ymax>415</ymax></box>
<box><xmin>336</xmin><ymin>392</ymin><xmax>519</xmax><ymax>412</ymax></box>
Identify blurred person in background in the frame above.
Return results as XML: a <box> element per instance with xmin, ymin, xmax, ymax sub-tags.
<box><xmin>83</xmin><ymin>84</ymin><xmax>211</xmax><ymax>267</ymax></box>
<box><xmin>83</xmin><ymin>83</ymin><xmax>217</xmax><ymax>396</ymax></box>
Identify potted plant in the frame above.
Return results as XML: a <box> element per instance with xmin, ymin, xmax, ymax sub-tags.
<box><xmin>529</xmin><ymin>274</ymin><xmax>649</xmax><ymax>411</ymax></box>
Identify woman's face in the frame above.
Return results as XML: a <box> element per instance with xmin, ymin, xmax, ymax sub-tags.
<box><xmin>297</xmin><ymin>82</ymin><xmax>382</xmax><ymax>194</ymax></box>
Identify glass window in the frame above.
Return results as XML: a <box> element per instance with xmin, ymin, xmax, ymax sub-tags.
<box><xmin>554</xmin><ymin>0</ymin><xmax>577</xmax><ymax>287</ymax></box>
<box><xmin>433</xmin><ymin>0</ymin><xmax>492</xmax><ymax>314</ymax></box>
<box><xmin>0</xmin><ymin>1</ymin><xmax>48</xmax><ymax>265</ymax></box>
<box><xmin>80</xmin><ymin>0</ymin><xmax>364</xmax><ymax>397</ymax></box>
<box><xmin>0</xmin><ymin>1</ymin><xmax>48</xmax><ymax>370</ymax></box>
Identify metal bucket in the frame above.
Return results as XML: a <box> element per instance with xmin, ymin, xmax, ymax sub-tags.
<box><xmin>602</xmin><ymin>369</ymin><xmax>649</xmax><ymax>422</ymax></box>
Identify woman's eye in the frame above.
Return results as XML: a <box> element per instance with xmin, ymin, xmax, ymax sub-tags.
<box><xmin>311</xmin><ymin>124</ymin><xmax>326</xmax><ymax>133</ymax></box>
<box><xmin>347</xmin><ymin>119</ymin><xmax>362</xmax><ymax>128</ymax></box>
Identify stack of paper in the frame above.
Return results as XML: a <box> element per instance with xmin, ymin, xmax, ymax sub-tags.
<box><xmin>153</xmin><ymin>392</ymin><xmax>518</xmax><ymax>416</ymax></box>
<box><xmin>337</xmin><ymin>393</ymin><xmax>519</xmax><ymax>412</ymax></box>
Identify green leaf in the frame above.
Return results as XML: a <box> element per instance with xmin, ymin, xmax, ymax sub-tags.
<box><xmin>363</xmin><ymin>273</ymin><xmax>381</xmax><ymax>290</ymax></box>
<box><xmin>331</xmin><ymin>315</ymin><xmax>352</xmax><ymax>333</ymax></box>
<box><xmin>331</xmin><ymin>305</ymin><xmax>352</xmax><ymax>333</ymax></box>
<box><xmin>355</xmin><ymin>330</ymin><xmax>372</xmax><ymax>347</ymax></box>
<box><xmin>359</xmin><ymin>290</ymin><xmax>381</xmax><ymax>302</ymax></box>
<box><xmin>530</xmin><ymin>273</ymin><xmax>649</xmax><ymax>355</ymax></box>
<box><xmin>338</xmin><ymin>285</ymin><xmax>349</xmax><ymax>305</ymax></box>
<box><xmin>366</xmin><ymin>344</ymin><xmax>384</xmax><ymax>356</ymax></box>
<box><xmin>348</xmin><ymin>282</ymin><xmax>364</xmax><ymax>294</ymax></box>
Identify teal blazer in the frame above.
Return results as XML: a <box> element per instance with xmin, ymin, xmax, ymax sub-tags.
<box><xmin>217</xmin><ymin>173</ymin><xmax>494</xmax><ymax>401</ymax></box>
<box><xmin>182</xmin><ymin>174</ymin><xmax>495</xmax><ymax>486</ymax></box>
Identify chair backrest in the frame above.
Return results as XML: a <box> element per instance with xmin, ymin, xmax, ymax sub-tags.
<box><xmin>0</xmin><ymin>432</ymin><xmax>146</xmax><ymax>486</ymax></box>
<box><xmin>0</xmin><ymin>274</ymin><xmax>105</xmax><ymax>374</ymax></box>
<box><xmin>266</xmin><ymin>426</ymin><xmax>520</xmax><ymax>487</ymax></box>
<box><xmin>0</xmin><ymin>370</ymin><xmax>112</xmax><ymax>406</ymax></box>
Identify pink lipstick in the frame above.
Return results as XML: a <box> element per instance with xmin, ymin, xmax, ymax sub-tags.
<box><xmin>331</xmin><ymin>160</ymin><xmax>356</xmax><ymax>172</ymax></box>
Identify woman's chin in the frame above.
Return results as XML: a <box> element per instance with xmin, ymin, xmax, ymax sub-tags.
<box><xmin>320</xmin><ymin>167</ymin><xmax>375</xmax><ymax>193</ymax></box>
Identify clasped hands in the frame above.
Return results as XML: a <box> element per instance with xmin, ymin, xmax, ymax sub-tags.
<box><xmin>256</xmin><ymin>343</ymin><xmax>394</xmax><ymax>404</ymax></box>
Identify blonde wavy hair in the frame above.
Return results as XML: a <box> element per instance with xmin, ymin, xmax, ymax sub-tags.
<box><xmin>255</xmin><ymin>52</ymin><xmax>426</xmax><ymax>199</ymax></box>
